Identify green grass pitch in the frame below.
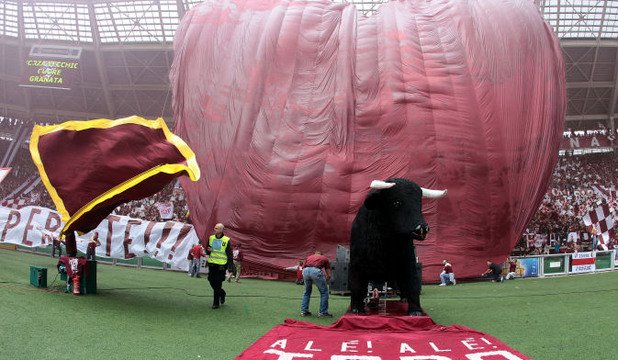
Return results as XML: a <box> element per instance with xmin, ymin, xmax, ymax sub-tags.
<box><xmin>1</xmin><ymin>249</ymin><xmax>616</xmax><ymax>359</ymax></box>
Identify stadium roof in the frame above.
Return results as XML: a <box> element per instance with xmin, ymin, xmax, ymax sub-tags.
<box><xmin>0</xmin><ymin>0</ymin><xmax>616</xmax><ymax>129</ymax></box>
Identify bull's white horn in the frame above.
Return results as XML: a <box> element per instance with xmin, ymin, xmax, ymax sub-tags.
<box><xmin>421</xmin><ymin>187</ymin><xmax>448</xmax><ymax>198</ymax></box>
<box><xmin>370</xmin><ymin>180</ymin><xmax>396</xmax><ymax>189</ymax></box>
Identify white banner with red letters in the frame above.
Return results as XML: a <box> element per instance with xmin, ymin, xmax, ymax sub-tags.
<box><xmin>571</xmin><ymin>251</ymin><xmax>596</xmax><ymax>273</ymax></box>
<box><xmin>0</xmin><ymin>206</ymin><xmax>198</xmax><ymax>270</ymax></box>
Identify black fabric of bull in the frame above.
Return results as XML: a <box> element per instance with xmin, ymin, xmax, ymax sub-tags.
<box><xmin>348</xmin><ymin>178</ymin><xmax>433</xmax><ymax>316</ymax></box>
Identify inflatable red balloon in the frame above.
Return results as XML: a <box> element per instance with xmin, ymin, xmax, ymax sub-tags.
<box><xmin>170</xmin><ymin>0</ymin><xmax>565</xmax><ymax>279</ymax></box>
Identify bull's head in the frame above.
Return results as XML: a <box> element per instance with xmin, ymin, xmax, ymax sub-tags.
<box><xmin>364</xmin><ymin>178</ymin><xmax>447</xmax><ymax>241</ymax></box>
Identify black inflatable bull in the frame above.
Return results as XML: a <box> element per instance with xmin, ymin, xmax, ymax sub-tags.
<box><xmin>348</xmin><ymin>178</ymin><xmax>447</xmax><ymax>315</ymax></box>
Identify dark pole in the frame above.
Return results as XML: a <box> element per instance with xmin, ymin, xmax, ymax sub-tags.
<box><xmin>65</xmin><ymin>231</ymin><xmax>77</xmax><ymax>257</ymax></box>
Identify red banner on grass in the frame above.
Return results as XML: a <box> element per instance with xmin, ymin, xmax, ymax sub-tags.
<box><xmin>237</xmin><ymin>315</ymin><xmax>531</xmax><ymax>359</ymax></box>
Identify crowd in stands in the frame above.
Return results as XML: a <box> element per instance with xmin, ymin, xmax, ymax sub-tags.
<box><xmin>563</xmin><ymin>127</ymin><xmax>617</xmax><ymax>138</ymax></box>
<box><xmin>0</xmin><ymin>116</ymin><xmax>24</xmax><ymax>132</ymax></box>
<box><xmin>1</xmin><ymin>143</ymin><xmax>188</xmax><ymax>222</ymax></box>
<box><xmin>517</xmin><ymin>152</ymin><xmax>618</xmax><ymax>255</ymax></box>
<box><xmin>1</xmin><ymin>138</ymin><xmax>617</xmax><ymax>250</ymax></box>
<box><xmin>112</xmin><ymin>182</ymin><xmax>189</xmax><ymax>222</ymax></box>
<box><xmin>0</xmin><ymin>147</ymin><xmax>55</xmax><ymax>208</ymax></box>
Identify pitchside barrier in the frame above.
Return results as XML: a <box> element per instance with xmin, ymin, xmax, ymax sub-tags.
<box><xmin>16</xmin><ymin>245</ymin><xmax>170</xmax><ymax>270</ymax></box>
<box><xmin>510</xmin><ymin>250</ymin><xmax>616</xmax><ymax>278</ymax></box>
<box><xmin>14</xmin><ymin>245</ymin><xmax>617</xmax><ymax>280</ymax></box>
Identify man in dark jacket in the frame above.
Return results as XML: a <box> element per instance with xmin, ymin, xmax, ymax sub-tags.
<box><xmin>481</xmin><ymin>260</ymin><xmax>504</xmax><ymax>282</ymax></box>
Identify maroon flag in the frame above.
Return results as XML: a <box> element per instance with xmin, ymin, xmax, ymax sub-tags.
<box><xmin>29</xmin><ymin>116</ymin><xmax>200</xmax><ymax>234</ymax></box>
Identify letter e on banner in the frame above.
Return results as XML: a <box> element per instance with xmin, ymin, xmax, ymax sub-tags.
<box><xmin>341</xmin><ymin>340</ymin><xmax>359</xmax><ymax>352</ymax></box>
<box><xmin>462</xmin><ymin>338</ymin><xmax>484</xmax><ymax>350</ymax></box>
<box><xmin>106</xmin><ymin>215</ymin><xmax>121</xmax><ymax>256</ymax></box>
<box><xmin>23</xmin><ymin>208</ymin><xmax>42</xmax><ymax>246</ymax></box>
<box><xmin>123</xmin><ymin>219</ymin><xmax>141</xmax><ymax>259</ymax></box>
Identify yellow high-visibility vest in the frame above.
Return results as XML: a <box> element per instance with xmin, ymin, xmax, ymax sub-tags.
<box><xmin>207</xmin><ymin>235</ymin><xmax>230</xmax><ymax>265</ymax></box>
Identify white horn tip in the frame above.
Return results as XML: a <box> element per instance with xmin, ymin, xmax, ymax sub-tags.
<box><xmin>370</xmin><ymin>180</ymin><xmax>396</xmax><ymax>189</ymax></box>
<box><xmin>421</xmin><ymin>187</ymin><xmax>448</xmax><ymax>198</ymax></box>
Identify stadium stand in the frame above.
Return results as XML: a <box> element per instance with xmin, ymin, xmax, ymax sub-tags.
<box><xmin>520</xmin><ymin>152</ymin><xmax>618</xmax><ymax>255</ymax></box>
<box><xmin>0</xmin><ymin>134</ymin><xmax>615</xmax><ymax>249</ymax></box>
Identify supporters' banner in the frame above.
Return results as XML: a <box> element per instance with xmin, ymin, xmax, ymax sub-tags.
<box><xmin>0</xmin><ymin>167</ymin><xmax>10</xmax><ymax>184</ymax></box>
<box><xmin>237</xmin><ymin>315</ymin><xmax>531</xmax><ymax>359</ymax></box>
<box><xmin>560</xmin><ymin>136</ymin><xmax>614</xmax><ymax>150</ymax></box>
<box><xmin>0</xmin><ymin>206</ymin><xmax>197</xmax><ymax>270</ymax></box>
<box><xmin>582</xmin><ymin>203</ymin><xmax>615</xmax><ymax>250</ymax></box>
<box><xmin>29</xmin><ymin>116</ymin><xmax>200</xmax><ymax>234</ymax></box>
<box><xmin>156</xmin><ymin>201</ymin><xmax>174</xmax><ymax>220</ymax></box>
<box><xmin>571</xmin><ymin>252</ymin><xmax>596</xmax><ymax>273</ymax></box>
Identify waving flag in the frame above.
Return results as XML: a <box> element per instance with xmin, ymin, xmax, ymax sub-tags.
<box><xmin>29</xmin><ymin>116</ymin><xmax>200</xmax><ymax>234</ymax></box>
<box><xmin>582</xmin><ymin>203</ymin><xmax>615</xmax><ymax>250</ymax></box>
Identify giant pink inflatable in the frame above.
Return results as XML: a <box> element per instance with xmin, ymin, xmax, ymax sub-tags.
<box><xmin>170</xmin><ymin>0</ymin><xmax>565</xmax><ymax>279</ymax></box>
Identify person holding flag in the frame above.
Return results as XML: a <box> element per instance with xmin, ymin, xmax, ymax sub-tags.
<box><xmin>590</xmin><ymin>224</ymin><xmax>598</xmax><ymax>251</ymax></box>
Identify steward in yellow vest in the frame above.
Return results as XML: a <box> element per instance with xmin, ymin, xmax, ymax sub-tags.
<box><xmin>205</xmin><ymin>223</ymin><xmax>233</xmax><ymax>309</ymax></box>
<box><xmin>207</xmin><ymin>233</ymin><xmax>230</xmax><ymax>265</ymax></box>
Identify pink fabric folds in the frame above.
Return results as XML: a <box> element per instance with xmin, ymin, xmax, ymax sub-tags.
<box><xmin>170</xmin><ymin>0</ymin><xmax>566</xmax><ymax>279</ymax></box>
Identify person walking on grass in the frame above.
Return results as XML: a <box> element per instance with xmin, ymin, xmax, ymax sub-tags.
<box><xmin>300</xmin><ymin>251</ymin><xmax>333</xmax><ymax>318</ymax></box>
<box><xmin>206</xmin><ymin>223</ymin><xmax>233</xmax><ymax>309</ymax></box>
